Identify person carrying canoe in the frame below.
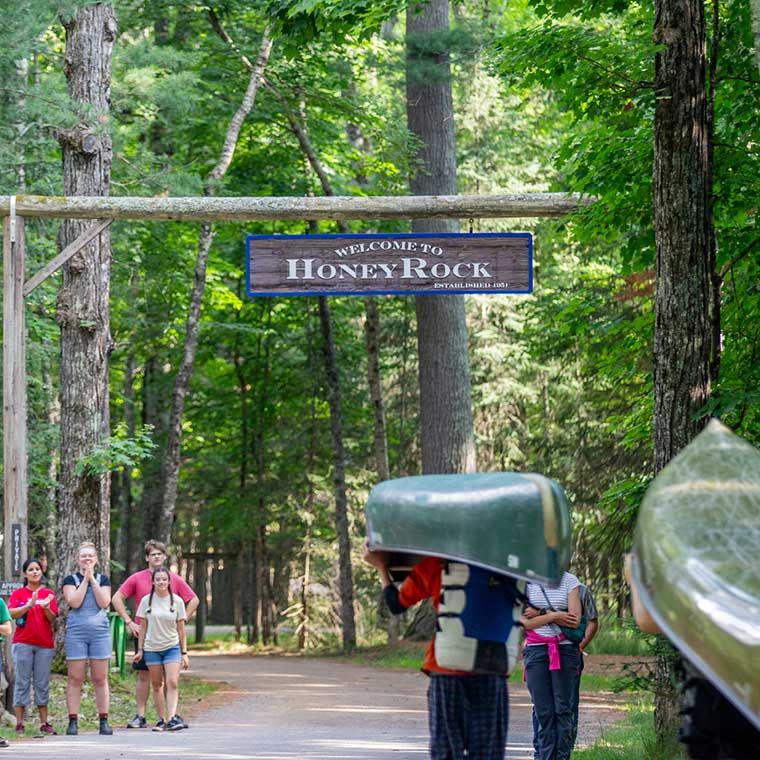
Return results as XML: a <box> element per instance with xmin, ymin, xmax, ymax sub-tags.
<box><xmin>364</xmin><ymin>543</ymin><xmax>519</xmax><ymax>760</ymax></box>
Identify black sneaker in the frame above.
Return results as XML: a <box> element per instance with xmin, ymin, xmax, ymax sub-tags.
<box><xmin>126</xmin><ymin>713</ymin><xmax>146</xmax><ymax>729</ymax></box>
<box><xmin>166</xmin><ymin>715</ymin><xmax>184</xmax><ymax>731</ymax></box>
<box><xmin>66</xmin><ymin>718</ymin><xmax>78</xmax><ymax>736</ymax></box>
<box><xmin>152</xmin><ymin>719</ymin><xmax>167</xmax><ymax>732</ymax></box>
<box><xmin>99</xmin><ymin>718</ymin><xmax>113</xmax><ymax>736</ymax></box>
<box><xmin>175</xmin><ymin>714</ymin><xmax>189</xmax><ymax>729</ymax></box>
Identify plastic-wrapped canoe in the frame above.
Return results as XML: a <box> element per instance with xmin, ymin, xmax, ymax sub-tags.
<box><xmin>632</xmin><ymin>419</ymin><xmax>760</xmax><ymax>732</ymax></box>
<box><xmin>365</xmin><ymin>472</ymin><xmax>572</xmax><ymax>585</ymax></box>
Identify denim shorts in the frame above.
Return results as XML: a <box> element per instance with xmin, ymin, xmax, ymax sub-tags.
<box><xmin>65</xmin><ymin>625</ymin><xmax>112</xmax><ymax>661</ymax></box>
<box><xmin>143</xmin><ymin>645</ymin><xmax>181</xmax><ymax>666</ymax></box>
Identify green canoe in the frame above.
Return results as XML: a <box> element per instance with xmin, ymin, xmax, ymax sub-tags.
<box><xmin>365</xmin><ymin>472</ymin><xmax>572</xmax><ymax>585</ymax></box>
<box><xmin>633</xmin><ymin>419</ymin><xmax>760</xmax><ymax>732</ymax></box>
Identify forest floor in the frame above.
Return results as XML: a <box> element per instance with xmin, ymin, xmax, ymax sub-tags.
<box><xmin>9</xmin><ymin>652</ymin><xmax>630</xmax><ymax>759</ymax></box>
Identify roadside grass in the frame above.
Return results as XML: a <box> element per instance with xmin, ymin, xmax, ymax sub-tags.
<box><xmin>571</xmin><ymin>697</ymin><xmax>685</xmax><ymax>759</ymax></box>
<box><xmin>3</xmin><ymin>669</ymin><xmax>217</xmax><ymax>741</ymax></box>
<box><xmin>587</xmin><ymin>616</ymin><xmax>653</xmax><ymax>657</ymax></box>
<box><xmin>186</xmin><ymin>630</ymin><xmax>294</xmax><ymax>654</ymax></box>
<box><xmin>344</xmin><ymin>641</ymin><xmax>638</xmax><ymax>694</ymax></box>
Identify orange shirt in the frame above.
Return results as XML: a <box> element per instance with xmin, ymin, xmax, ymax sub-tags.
<box><xmin>398</xmin><ymin>556</ymin><xmax>471</xmax><ymax>676</ymax></box>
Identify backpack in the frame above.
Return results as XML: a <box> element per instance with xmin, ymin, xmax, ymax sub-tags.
<box><xmin>434</xmin><ymin>561</ymin><xmax>524</xmax><ymax>674</ymax></box>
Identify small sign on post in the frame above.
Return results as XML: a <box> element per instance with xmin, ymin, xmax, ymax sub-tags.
<box><xmin>247</xmin><ymin>232</ymin><xmax>532</xmax><ymax>297</ymax></box>
<box><xmin>0</xmin><ymin>580</ymin><xmax>23</xmax><ymax>597</ymax></box>
<box><xmin>12</xmin><ymin>523</ymin><xmax>21</xmax><ymax>575</ymax></box>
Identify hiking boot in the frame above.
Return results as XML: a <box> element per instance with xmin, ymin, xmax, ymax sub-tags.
<box><xmin>66</xmin><ymin>718</ymin><xmax>78</xmax><ymax>736</ymax></box>
<box><xmin>99</xmin><ymin>718</ymin><xmax>113</xmax><ymax>735</ymax></box>
<box><xmin>39</xmin><ymin>722</ymin><xmax>57</xmax><ymax>735</ymax></box>
<box><xmin>152</xmin><ymin>719</ymin><xmax>167</xmax><ymax>732</ymax></box>
<box><xmin>175</xmin><ymin>714</ymin><xmax>188</xmax><ymax>729</ymax></box>
<box><xmin>166</xmin><ymin>715</ymin><xmax>184</xmax><ymax>731</ymax></box>
<box><xmin>126</xmin><ymin>713</ymin><xmax>146</xmax><ymax>729</ymax></box>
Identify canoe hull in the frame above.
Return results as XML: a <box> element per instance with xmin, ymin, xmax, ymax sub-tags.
<box><xmin>635</xmin><ymin>420</ymin><xmax>760</xmax><ymax>732</ymax></box>
<box><xmin>365</xmin><ymin>472</ymin><xmax>572</xmax><ymax>585</ymax></box>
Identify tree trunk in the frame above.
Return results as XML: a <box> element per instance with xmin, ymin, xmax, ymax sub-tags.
<box><xmin>194</xmin><ymin>556</ymin><xmax>206</xmax><ymax>643</ymax></box>
<box><xmin>318</xmin><ymin>297</ymin><xmax>357</xmax><ymax>651</ymax></box>
<box><xmin>750</xmin><ymin>0</ymin><xmax>760</xmax><ymax>75</ymax></box>
<box><xmin>364</xmin><ymin>297</ymin><xmax>390</xmax><ymax>481</ymax></box>
<box><xmin>140</xmin><ymin>355</ymin><xmax>169</xmax><ymax>542</ymax></box>
<box><xmin>156</xmin><ymin>31</ymin><xmax>272</xmax><ymax>544</ymax></box>
<box><xmin>276</xmin><ymin>89</ymin><xmax>391</xmax><ymax>487</ymax></box>
<box><xmin>55</xmin><ymin>3</ymin><xmax>117</xmax><ymax>578</ymax></box>
<box><xmin>245</xmin><ymin>538</ymin><xmax>259</xmax><ymax>645</ymax></box>
<box><xmin>114</xmin><ymin>353</ymin><xmax>136</xmax><ymax>582</ymax></box>
<box><xmin>407</xmin><ymin>0</ymin><xmax>476</xmax><ymax>477</ymax></box>
<box><xmin>652</xmin><ymin>0</ymin><xmax>714</xmax><ymax>743</ymax></box>
<box><xmin>41</xmin><ymin>337</ymin><xmax>60</xmax><ymax>586</ymax></box>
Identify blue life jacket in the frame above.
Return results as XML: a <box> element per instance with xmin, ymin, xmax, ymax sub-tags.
<box><xmin>435</xmin><ymin>561</ymin><xmax>522</xmax><ymax>674</ymax></box>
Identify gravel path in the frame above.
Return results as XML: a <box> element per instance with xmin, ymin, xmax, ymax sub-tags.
<box><xmin>10</xmin><ymin>653</ymin><xmax>624</xmax><ymax>758</ymax></box>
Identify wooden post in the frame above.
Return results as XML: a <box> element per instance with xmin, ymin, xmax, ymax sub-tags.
<box><xmin>3</xmin><ymin>211</ymin><xmax>27</xmax><ymax>579</ymax></box>
<box><xmin>194</xmin><ymin>557</ymin><xmax>207</xmax><ymax>643</ymax></box>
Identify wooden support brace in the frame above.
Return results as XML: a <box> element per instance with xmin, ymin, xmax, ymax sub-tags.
<box><xmin>23</xmin><ymin>218</ymin><xmax>112</xmax><ymax>296</ymax></box>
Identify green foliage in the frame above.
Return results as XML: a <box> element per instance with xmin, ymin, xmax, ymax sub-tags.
<box><xmin>263</xmin><ymin>0</ymin><xmax>405</xmax><ymax>49</ymax></box>
<box><xmin>572</xmin><ymin>697</ymin><xmax>685</xmax><ymax>759</ymax></box>
<box><xmin>74</xmin><ymin>423</ymin><xmax>156</xmax><ymax>478</ymax></box>
<box><xmin>588</xmin><ymin>614</ymin><xmax>653</xmax><ymax>657</ymax></box>
<box><xmin>3</xmin><ymin>0</ymin><xmax>757</xmax><ymax>663</ymax></box>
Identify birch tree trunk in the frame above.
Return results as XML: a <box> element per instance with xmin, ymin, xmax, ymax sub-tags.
<box><xmin>156</xmin><ymin>31</ymin><xmax>272</xmax><ymax>544</ymax></box>
<box><xmin>55</xmin><ymin>3</ymin><xmax>117</xmax><ymax>577</ymax></box>
<box><xmin>652</xmin><ymin>0</ymin><xmax>714</xmax><ymax>742</ymax></box>
<box><xmin>277</xmin><ymin>99</ymin><xmax>369</xmax><ymax>650</ymax></box>
<box><xmin>407</xmin><ymin>0</ymin><xmax>476</xmax><ymax>476</ymax></box>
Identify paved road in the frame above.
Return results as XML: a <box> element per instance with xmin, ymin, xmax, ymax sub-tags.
<box><xmin>11</xmin><ymin>653</ymin><xmax>621</xmax><ymax>759</ymax></box>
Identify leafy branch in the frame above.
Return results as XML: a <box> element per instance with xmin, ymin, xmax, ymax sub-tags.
<box><xmin>74</xmin><ymin>424</ymin><xmax>156</xmax><ymax>478</ymax></box>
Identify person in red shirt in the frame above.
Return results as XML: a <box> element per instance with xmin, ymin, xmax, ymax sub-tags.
<box><xmin>8</xmin><ymin>557</ymin><xmax>59</xmax><ymax>735</ymax></box>
<box><xmin>112</xmin><ymin>540</ymin><xmax>198</xmax><ymax>729</ymax></box>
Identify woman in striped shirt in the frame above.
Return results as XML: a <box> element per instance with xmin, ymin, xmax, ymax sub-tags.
<box><xmin>521</xmin><ymin>571</ymin><xmax>582</xmax><ymax>760</ymax></box>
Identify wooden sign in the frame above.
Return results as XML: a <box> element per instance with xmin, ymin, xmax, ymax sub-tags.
<box><xmin>246</xmin><ymin>232</ymin><xmax>532</xmax><ymax>297</ymax></box>
<box><xmin>12</xmin><ymin>523</ymin><xmax>21</xmax><ymax>575</ymax></box>
<box><xmin>0</xmin><ymin>580</ymin><xmax>23</xmax><ymax>596</ymax></box>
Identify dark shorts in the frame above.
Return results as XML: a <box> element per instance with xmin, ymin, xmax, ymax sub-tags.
<box><xmin>132</xmin><ymin>637</ymin><xmax>148</xmax><ymax>671</ymax></box>
<box><xmin>428</xmin><ymin>674</ymin><xmax>508</xmax><ymax>760</ymax></box>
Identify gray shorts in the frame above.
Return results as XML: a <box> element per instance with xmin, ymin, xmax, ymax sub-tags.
<box><xmin>65</xmin><ymin>624</ymin><xmax>111</xmax><ymax>661</ymax></box>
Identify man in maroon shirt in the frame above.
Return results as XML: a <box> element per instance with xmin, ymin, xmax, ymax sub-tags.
<box><xmin>112</xmin><ymin>540</ymin><xmax>199</xmax><ymax>729</ymax></box>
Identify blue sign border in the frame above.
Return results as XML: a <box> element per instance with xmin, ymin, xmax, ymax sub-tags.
<box><xmin>246</xmin><ymin>232</ymin><xmax>533</xmax><ymax>297</ymax></box>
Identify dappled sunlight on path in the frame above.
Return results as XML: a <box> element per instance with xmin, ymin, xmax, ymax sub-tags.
<box><xmin>10</xmin><ymin>654</ymin><xmax>624</xmax><ymax>758</ymax></box>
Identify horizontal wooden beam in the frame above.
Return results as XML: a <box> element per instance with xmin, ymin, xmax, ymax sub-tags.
<box><xmin>0</xmin><ymin>193</ymin><xmax>594</xmax><ymax>222</ymax></box>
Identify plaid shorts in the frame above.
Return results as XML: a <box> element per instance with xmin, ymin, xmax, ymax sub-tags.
<box><xmin>428</xmin><ymin>673</ymin><xmax>509</xmax><ymax>760</ymax></box>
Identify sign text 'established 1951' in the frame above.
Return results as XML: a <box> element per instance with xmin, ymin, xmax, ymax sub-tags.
<box><xmin>246</xmin><ymin>232</ymin><xmax>532</xmax><ymax>297</ymax></box>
